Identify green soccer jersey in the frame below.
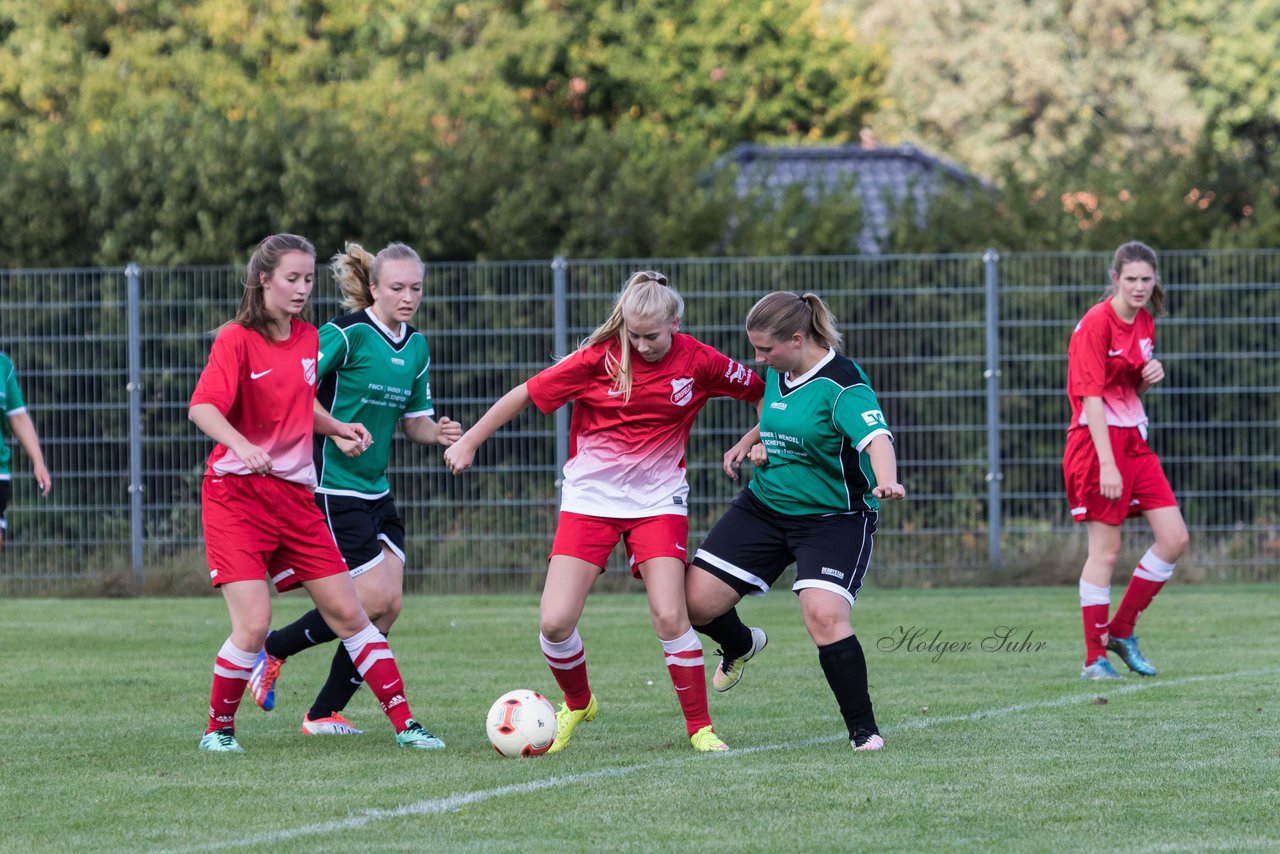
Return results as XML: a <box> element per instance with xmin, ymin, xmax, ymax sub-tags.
<box><xmin>0</xmin><ymin>352</ymin><xmax>29</xmax><ymax>479</ymax></box>
<box><xmin>313</xmin><ymin>311</ymin><xmax>434</xmax><ymax>498</ymax></box>
<box><xmin>748</xmin><ymin>348</ymin><xmax>892</xmax><ymax>515</ymax></box>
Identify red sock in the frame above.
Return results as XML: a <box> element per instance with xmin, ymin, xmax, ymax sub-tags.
<box><xmin>207</xmin><ymin>639</ymin><xmax>256</xmax><ymax>734</ymax></box>
<box><xmin>662</xmin><ymin>629</ymin><xmax>711</xmax><ymax>736</ymax></box>
<box><xmin>342</xmin><ymin>625</ymin><xmax>413</xmax><ymax>731</ymax></box>
<box><xmin>541</xmin><ymin>630</ymin><xmax>592</xmax><ymax>709</ymax></box>
<box><xmin>1110</xmin><ymin>577</ymin><xmax>1165</xmax><ymax>639</ymax></box>
<box><xmin>1081</xmin><ymin>604</ymin><xmax>1110</xmax><ymax>665</ymax></box>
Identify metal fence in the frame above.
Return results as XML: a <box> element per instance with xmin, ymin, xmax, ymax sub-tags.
<box><xmin>1</xmin><ymin>251</ymin><xmax>1277</xmax><ymax>595</ymax></box>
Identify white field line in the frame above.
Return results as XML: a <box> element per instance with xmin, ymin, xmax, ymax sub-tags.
<box><xmin>158</xmin><ymin>666</ymin><xmax>1280</xmax><ymax>853</ymax></box>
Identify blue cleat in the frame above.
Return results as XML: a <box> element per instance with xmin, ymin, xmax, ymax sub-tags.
<box><xmin>248</xmin><ymin>644</ymin><xmax>283</xmax><ymax>711</ymax></box>
<box><xmin>1107</xmin><ymin>634</ymin><xmax>1157</xmax><ymax>676</ymax></box>
<box><xmin>1080</xmin><ymin>657</ymin><xmax>1122</xmax><ymax>680</ymax></box>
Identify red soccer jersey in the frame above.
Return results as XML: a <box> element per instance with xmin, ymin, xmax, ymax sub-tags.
<box><xmin>526</xmin><ymin>333</ymin><xmax>763</xmax><ymax>518</ymax></box>
<box><xmin>190</xmin><ymin>319</ymin><xmax>321</xmax><ymax>487</ymax></box>
<box><xmin>1066</xmin><ymin>300</ymin><xmax>1155</xmax><ymax>433</ymax></box>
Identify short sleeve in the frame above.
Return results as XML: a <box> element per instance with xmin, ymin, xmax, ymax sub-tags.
<box><xmin>190</xmin><ymin>327</ymin><xmax>243</xmax><ymax>414</ymax></box>
<box><xmin>833</xmin><ymin>383</ymin><xmax>891</xmax><ymax>451</ymax></box>
<box><xmin>1068</xmin><ymin>313</ymin><xmax>1108</xmax><ymax>398</ymax></box>
<box><xmin>403</xmin><ymin>338</ymin><xmax>434</xmax><ymax>418</ymax></box>
<box><xmin>526</xmin><ymin>348</ymin><xmax>598</xmax><ymax>414</ymax></box>
<box><xmin>2</xmin><ymin>355</ymin><xmax>27</xmax><ymax>414</ymax></box>
<box><xmin>317</xmin><ymin>322</ymin><xmax>349</xmax><ymax>378</ymax></box>
<box><xmin>698</xmin><ymin>345</ymin><xmax>764</xmax><ymax>402</ymax></box>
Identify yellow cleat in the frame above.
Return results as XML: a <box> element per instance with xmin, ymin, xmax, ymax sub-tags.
<box><xmin>547</xmin><ymin>694</ymin><xmax>598</xmax><ymax>754</ymax></box>
<box><xmin>690</xmin><ymin>725</ymin><xmax>729</xmax><ymax>752</ymax></box>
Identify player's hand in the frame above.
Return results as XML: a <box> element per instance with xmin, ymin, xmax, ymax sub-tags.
<box><xmin>333</xmin><ymin>421</ymin><xmax>372</xmax><ymax>449</ymax></box>
<box><xmin>747</xmin><ymin>443</ymin><xmax>768</xmax><ymax>467</ymax></box>
<box><xmin>436</xmin><ymin>416</ymin><xmax>463</xmax><ymax>447</ymax></box>
<box><xmin>33</xmin><ymin>463</ymin><xmax>51</xmax><ymax>496</ymax></box>
<box><xmin>1098</xmin><ymin>461</ymin><xmax>1123</xmax><ymax>500</ymax></box>
<box><xmin>235</xmin><ymin>442</ymin><xmax>273</xmax><ymax>475</ymax></box>
<box><xmin>332</xmin><ymin>434</ymin><xmax>366</xmax><ymax>457</ymax></box>
<box><xmin>1141</xmin><ymin>358</ymin><xmax>1164</xmax><ymax>385</ymax></box>
<box><xmin>443</xmin><ymin>440</ymin><xmax>476</xmax><ymax>475</ymax></box>
<box><xmin>873</xmin><ymin>482</ymin><xmax>906</xmax><ymax>501</ymax></box>
<box><xmin>722</xmin><ymin>439</ymin><xmax>753</xmax><ymax>479</ymax></box>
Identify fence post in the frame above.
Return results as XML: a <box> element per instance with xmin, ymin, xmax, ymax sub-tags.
<box><xmin>551</xmin><ymin>256</ymin><xmax>569</xmax><ymax>482</ymax></box>
<box><xmin>983</xmin><ymin>249</ymin><xmax>1002</xmax><ymax>572</ymax></box>
<box><xmin>125</xmin><ymin>263</ymin><xmax>144</xmax><ymax>588</ymax></box>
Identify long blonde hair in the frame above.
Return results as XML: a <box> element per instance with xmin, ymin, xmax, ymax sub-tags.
<box><xmin>579</xmin><ymin>270</ymin><xmax>684</xmax><ymax>401</ymax></box>
<box><xmin>231</xmin><ymin>234</ymin><xmax>316</xmax><ymax>339</ymax></box>
<box><xmin>1106</xmin><ymin>240</ymin><xmax>1166</xmax><ymax>316</ymax></box>
<box><xmin>332</xmin><ymin>241</ymin><xmax>424</xmax><ymax>311</ymax></box>
<box><xmin>745</xmin><ymin>291</ymin><xmax>844</xmax><ymax>352</ymax></box>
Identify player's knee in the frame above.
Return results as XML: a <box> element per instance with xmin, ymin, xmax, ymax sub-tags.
<box><xmin>801</xmin><ymin>609</ymin><xmax>848</xmax><ymax>646</ymax></box>
<box><xmin>1089</xmin><ymin>539</ymin><xmax>1123</xmax><ymax>566</ymax></box>
<box><xmin>1160</xmin><ymin>528</ymin><xmax>1189</xmax><ymax>562</ymax></box>
<box><xmin>322</xmin><ymin>603</ymin><xmax>369</xmax><ymax>636</ymax></box>
<box><xmin>649</xmin><ymin>607</ymin><xmax>684</xmax><ymax>639</ymax></box>
<box><xmin>538</xmin><ymin>616</ymin><xmax>575</xmax><ymax>643</ymax></box>
<box><xmin>383</xmin><ymin>592</ymin><xmax>403</xmax><ymax>623</ymax></box>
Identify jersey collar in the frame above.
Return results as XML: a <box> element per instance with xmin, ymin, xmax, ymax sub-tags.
<box><xmin>364</xmin><ymin>308</ymin><xmax>407</xmax><ymax>343</ymax></box>
<box><xmin>783</xmin><ymin>347</ymin><xmax>836</xmax><ymax>388</ymax></box>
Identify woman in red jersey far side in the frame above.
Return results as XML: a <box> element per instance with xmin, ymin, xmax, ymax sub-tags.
<box><xmin>1065</xmin><ymin>241</ymin><xmax>1189</xmax><ymax>680</ymax></box>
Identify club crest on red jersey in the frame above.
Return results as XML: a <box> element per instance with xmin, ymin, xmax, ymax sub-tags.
<box><xmin>302</xmin><ymin>358</ymin><xmax>316</xmax><ymax>386</ymax></box>
<box><xmin>670</xmin><ymin>377</ymin><xmax>695</xmax><ymax>406</ymax></box>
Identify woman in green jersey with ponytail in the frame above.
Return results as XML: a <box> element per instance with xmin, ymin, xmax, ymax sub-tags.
<box><xmin>247</xmin><ymin>242</ymin><xmax>461</xmax><ymax>739</ymax></box>
<box><xmin>686</xmin><ymin>291</ymin><xmax>905</xmax><ymax>752</ymax></box>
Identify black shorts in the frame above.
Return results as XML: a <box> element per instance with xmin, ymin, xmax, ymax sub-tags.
<box><xmin>692</xmin><ymin>488</ymin><xmax>877</xmax><ymax>607</ymax></box>
<box><xmin>0</xmin><ymin>479</ymin><xmax>10</xmax><ymax>530</ymax></box>
<box><xmin>315</xmin><ymin>493</ymin><xmax>406</xmax><ymax>577</ymax></box>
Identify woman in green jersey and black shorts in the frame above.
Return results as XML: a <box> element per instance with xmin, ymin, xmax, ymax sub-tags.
<box><xmin>686</xmin><ymin>291</ymin><xmax>905</xmax><ymax>752</ymax></box>
<box><xmin>248</xmin><ymin>242</ymin><xmax>462</xmax><ymax>738</ymax></box>
<box><xmin>0</xmin><ymin>350</ymin><xmax>52</xmax><ymax>553</ymax></box>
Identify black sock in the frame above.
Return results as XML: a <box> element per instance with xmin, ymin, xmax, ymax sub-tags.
<box><xmin>265</xmin><ymin>608</ymin><xmax>337</xmax><ymax>659</ymax></box>
<box><xmin>692</xmin><ymin>607</ymin><xmax>753</xmax><ymax>659</ymax></box>
<box><xmin>818</xmin><ymin>634</ymin><xmax>878</xmax><ymax>739</ymax></box>
<box><xmin>308</xmin><ymin>628</ymin><xmax>385</xmax><ymax>719</ymax></box>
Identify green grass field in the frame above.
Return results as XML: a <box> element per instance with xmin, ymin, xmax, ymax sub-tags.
<box><xmin>2</xmin><ymin>584</ymin><xmax>1278</xmax><ymax>853</ymax></box>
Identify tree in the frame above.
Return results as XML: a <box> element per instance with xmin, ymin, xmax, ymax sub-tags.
<box><xmin>0</xmin><ymin>0</ymin><xmax>884</xmax><ymax>265</ymax></box>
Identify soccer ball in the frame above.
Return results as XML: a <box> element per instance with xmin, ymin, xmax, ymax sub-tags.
<box><xmin>486</xmin><ymin>689</ymin><xmax>558</xmax><ymax>757</ymax></box>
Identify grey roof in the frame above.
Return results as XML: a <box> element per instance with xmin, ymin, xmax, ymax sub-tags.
<box><xmin>727</xmin><ymin>143</ymin><xmax>981</xmax><ymax>253</ymax></box>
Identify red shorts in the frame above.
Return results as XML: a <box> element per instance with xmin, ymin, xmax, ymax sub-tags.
<box><xmin>550</xmin><ymin>512</ymin><xmax>689</xmax><ymax>578</ymax></box>
<box><xmin>1063</xmin><ymin>426</ymin><xmax>1178</xmax><ymax>525</ymax></box>
<box><xmin>202</xmin><ymin>475</ymin><xmax>348</xmax><ymax>591</ymax></box>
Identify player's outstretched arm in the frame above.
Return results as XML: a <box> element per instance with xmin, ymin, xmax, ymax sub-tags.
<box><xmin>8</xmin><ymin>411</ymin><xmax>51</xmax><ymax>496</ymax></box>
<box><xmin>866</xmin><ymin>434</ymin><xmax>905</xmax><ymax>501</ymax></box>
<box><xmin>402</xmin><ymin>414</ymin><xmax>463</xmax><ymax>447</ymax></box>
<box><xmin>443</xmin><ymin>384</ymin><xmax>533</xmax><ymax>475</ymax></box>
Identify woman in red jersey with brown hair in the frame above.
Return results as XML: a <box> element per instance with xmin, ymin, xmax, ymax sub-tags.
<box><xmin>444</xmin><ymin>271</ymin><xmax>763</xmax><ymax>754</ymax></box>
<box><xmin>189</xmin><ymin>233</ymin><xmax>444</xmax><ymax>752</ymax></box>
<box><xmin>1064</xmin><ymin>241</ymin><xmax>1189</xmax><ymax>680</ymax></box>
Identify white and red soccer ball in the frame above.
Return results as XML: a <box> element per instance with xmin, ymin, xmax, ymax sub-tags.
<box><xmin>486</xmin><ymin>689</ymin><xmax>557</xmax><ymax>757</ymax></box>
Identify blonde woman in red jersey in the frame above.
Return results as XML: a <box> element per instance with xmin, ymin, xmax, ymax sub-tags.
<box><xmin>444</xmin><ymin>271</ymin><xmax>764</xmax><ymax>753</ymax></box>
<box><xmin>189</xmin><ymin>234</ymin><xmax>444</xmax><ymax>752</ymax></box>
<box><xmin>1064</xmin><ymin>241</ymin><xmax>1189</xmax><ymax>680</ymax></box>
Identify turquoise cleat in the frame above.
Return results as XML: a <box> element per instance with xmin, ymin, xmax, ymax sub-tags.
<box><xmin>198</xmin><ymin>728</ymin><xmax>245</xmax><ymax>753</ymax></box>
<box><xmin>1081</xmin><ymin>657</ymin><xmax>1122</xmax><ymax>680</ymax></box>
<box><xmin>396</xmin><ymin>719</ymin><xmax>446</xmax><ymax>749</ymax></box>
<box><xmin>1107</xmin><ymin>634</ymin><xmax>1157</xmax><ymax>676</ymax></box>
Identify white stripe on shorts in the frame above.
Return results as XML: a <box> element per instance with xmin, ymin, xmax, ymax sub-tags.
<box><xmin>693</xmin><ymin>548</ymin><xmax>769</xmax><ymax>595</ymax></box>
